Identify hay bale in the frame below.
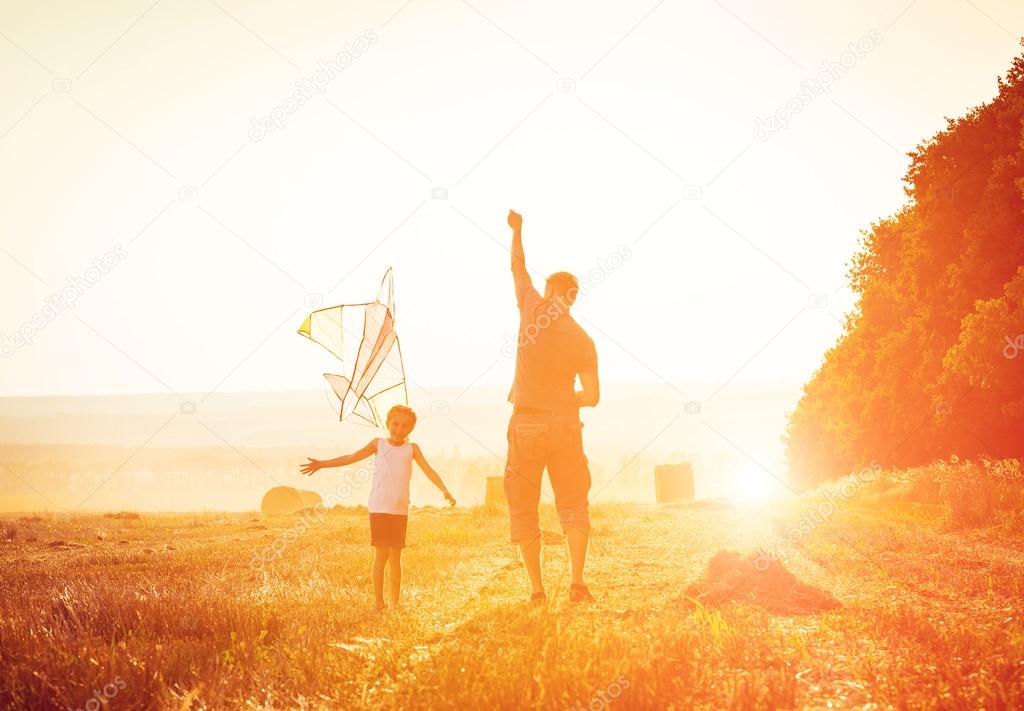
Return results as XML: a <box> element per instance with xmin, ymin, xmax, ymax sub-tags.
<box><xmin>655</xmin><ymin>463</ymin><xmax>694</xmax><ymax>503</ymax></box>
<box><xmin>297</xmin><ymin>490</ymin><xmax>323</xmax><ymax>509</ymax></box>
<box><xmin>485</xmin><ymin>476</ymin><xmax>506</xmax><ymax>505</ymax></box>
<box><xmin>685</xmin><ymin>549</ymin><xmax>841</xmax><ymax>615</ymax></box>
<box><xmin>260</xmin><ymin>486</ymin><xmax>305</xmax><ymax>515</ymax></box>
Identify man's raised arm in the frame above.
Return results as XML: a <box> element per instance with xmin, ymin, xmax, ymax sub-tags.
<box><xmin>507</xmin><ymin>209</ymin><xmax>532</xmax><ymax>302</ymax></box>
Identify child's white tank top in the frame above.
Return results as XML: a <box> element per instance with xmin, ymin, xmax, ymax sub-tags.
<box><xmin>367</xmin><ymin>437</ymin><xmax>414</xmax><ymax>515</ymax></box>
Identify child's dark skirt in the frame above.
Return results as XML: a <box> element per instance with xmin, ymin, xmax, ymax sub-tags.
<box><xmin>369</xmin><ymin>512</ymin><xmax>408</xmax><ymax>548</ymax></box>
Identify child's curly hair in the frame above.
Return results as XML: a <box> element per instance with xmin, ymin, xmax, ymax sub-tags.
<box><xmin>386</xmin><ymin>404</ymin><xmax>417</xmax><ymax>427</ymax></box>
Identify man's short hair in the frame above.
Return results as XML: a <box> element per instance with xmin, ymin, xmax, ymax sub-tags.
<box><xmin>546</xmin><ymin>271</ymin><xmax>579</xmax><ymax>304</ymax></box>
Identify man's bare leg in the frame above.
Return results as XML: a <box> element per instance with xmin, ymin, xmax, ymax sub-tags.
<box><xmin>566</xmin><ymin>528</ymin><xmax>588</xmax><ymax>586</ymax></box>
<box><xmin>518</xmin><ymin>536</ymin><xmax>544</xmax><ymax>595</ymax></box>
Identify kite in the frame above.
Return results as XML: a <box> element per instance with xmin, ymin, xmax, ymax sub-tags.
<box><xmin>297</xmin><ymin>268</ymin><xmax>408</xmax><ymax>427</ymax></box>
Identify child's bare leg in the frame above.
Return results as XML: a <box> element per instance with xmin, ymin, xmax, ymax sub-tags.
<box><xmin>387</xmin><ymin>547</ymin><xmax>402</xmax><ymax>607</ymax></box>
<box><xmin>372</xmin><ymin>545</ymin><xmax>389</xmax><ymax>609</ymax></box>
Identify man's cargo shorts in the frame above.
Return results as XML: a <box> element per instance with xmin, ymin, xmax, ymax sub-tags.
<box><xmin>503</xmin><ymin>410</ymin><xmax>591</xmax><ymax>542</ymax></box>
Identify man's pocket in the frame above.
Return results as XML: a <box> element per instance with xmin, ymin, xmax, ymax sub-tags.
<box><xmin>512</xmin><ymin>422</ymin><xmax>549</xmax><ymax>462</ymax></box>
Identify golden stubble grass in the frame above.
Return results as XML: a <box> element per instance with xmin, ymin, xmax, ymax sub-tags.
<box><xmin>0</xmin><ymin>501</ymin><xmax>1021</xmax><ymax>710</ymax></box>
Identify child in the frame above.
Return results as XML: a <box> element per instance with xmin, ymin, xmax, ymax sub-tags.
<box><xmin>300</xmin><ymin>404</ymin><xmax>456</xmax><ymax>610</ymax></box>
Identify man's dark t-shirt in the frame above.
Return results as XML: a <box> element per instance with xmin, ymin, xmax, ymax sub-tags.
<box><xmin>507</xmin><ymin>281</ymin><xmax>598</xmax><ymax>412</ymax></box>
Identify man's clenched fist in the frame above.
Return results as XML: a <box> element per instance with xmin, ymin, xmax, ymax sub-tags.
<box><xmin>507</xmin><ymin>209</ymin><xmax>522</xmax><ymax>231</ymax></box>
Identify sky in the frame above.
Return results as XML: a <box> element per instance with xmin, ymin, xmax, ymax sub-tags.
<box><xmin>2</xmin><ymin>0</ymin><xmax>1024</xmax><ymax>401</ymax></box>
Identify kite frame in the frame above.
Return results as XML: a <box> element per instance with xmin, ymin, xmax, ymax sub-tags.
<box><xmin>298</xmin><ymin>269</ymin><xmax>409</xmax><ymax>428</ymax></box>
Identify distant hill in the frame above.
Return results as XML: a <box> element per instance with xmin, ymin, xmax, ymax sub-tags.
<box><xmin>0</xmin><ymin>382</ymin><xmax>799</xmax><ymax>511</ymax></box>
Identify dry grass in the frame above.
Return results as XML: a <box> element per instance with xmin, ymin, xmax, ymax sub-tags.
<box><xmin>816</xmin><ymin>457</ymin><xmax>1024</xmax><ymax>532</ymax></box>
<box><xmin>0</xmin><ymin>499</ymin><xmax>1021</xmax><ymax>710</ymax></box>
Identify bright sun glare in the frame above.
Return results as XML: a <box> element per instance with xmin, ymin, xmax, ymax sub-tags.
<box><xmin>727</xmin><ymin>468</ymin><xmax>788</xmax><ymax>504</ymax></box>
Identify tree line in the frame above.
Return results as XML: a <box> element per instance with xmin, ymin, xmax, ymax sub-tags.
<box><xmin>786</xmin><ymin>45</ymin><xmax>1024</xmax><ymax>488</ymax></box>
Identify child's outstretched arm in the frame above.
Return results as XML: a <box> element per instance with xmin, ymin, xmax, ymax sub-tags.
<box><xmin>301</xmin><ymin>439</ymin><xmax>377</xmax><ymax>476</ymax></box>
<box><xmin>412</xmin><ymin>444</ymin><xmax>456</xmax><ymax>506</ymax></box>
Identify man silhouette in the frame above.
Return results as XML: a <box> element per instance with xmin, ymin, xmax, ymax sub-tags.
<box><xmin>503</xmin><ymin>208</ymin><xmax>600</xmax><ymax>603</ymax></box>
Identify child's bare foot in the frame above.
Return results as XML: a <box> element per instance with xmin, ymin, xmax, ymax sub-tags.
<box><xmin>375</xmin><ymin>600</ymin><xmax>387</xmax><ymax>612</ymax></box>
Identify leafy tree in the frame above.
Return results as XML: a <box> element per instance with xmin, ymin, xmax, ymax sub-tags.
<box><xmin>786</xmin><ymin>44</ymin><xmax>1024</xmax><ymax>487</ymax></box>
